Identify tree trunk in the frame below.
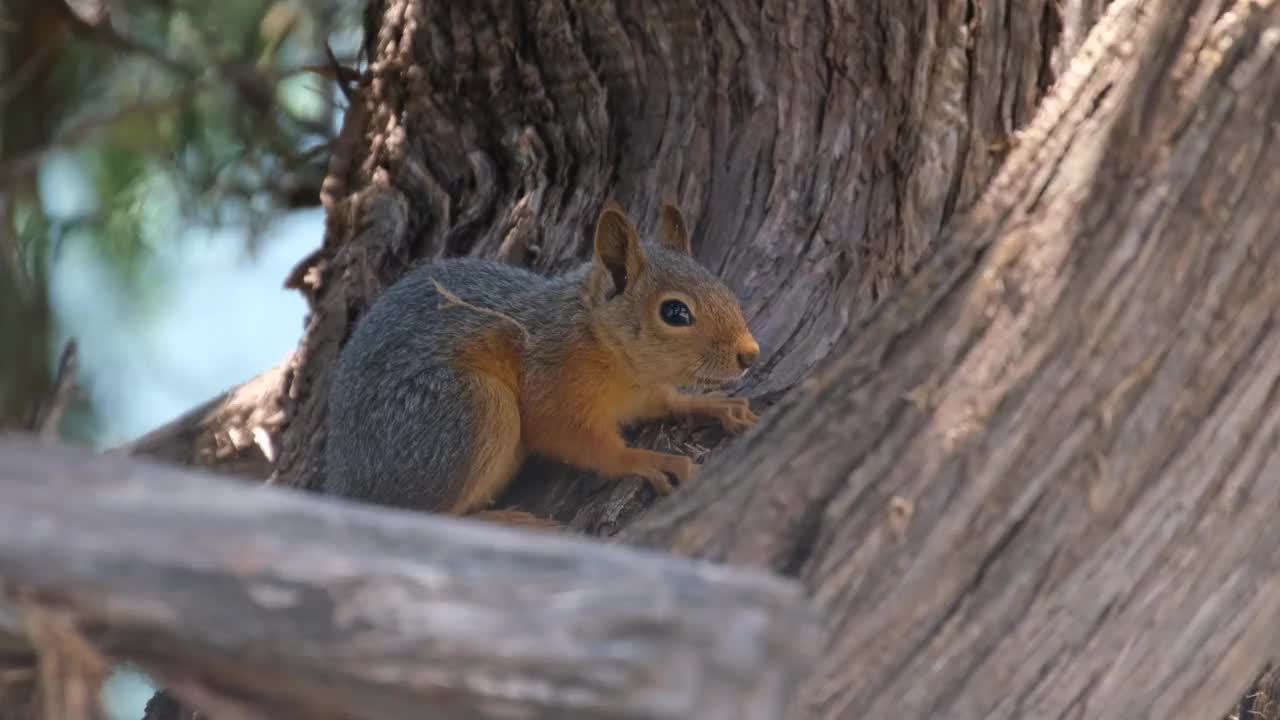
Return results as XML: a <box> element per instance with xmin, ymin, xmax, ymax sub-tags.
<box><xmin>12</xmin><ymin>0</ymin><xmax>1279</xmax><ymax>718</ymax></box>
<box><xmin>626</xmin><ymin>2</ymin><xmax>1280</xmax><ymax>715</ymax></box>
<box><xmin>277</xmin><ymin>0</ymin><xmax>1061</xmax><ymax>528</ymax></box>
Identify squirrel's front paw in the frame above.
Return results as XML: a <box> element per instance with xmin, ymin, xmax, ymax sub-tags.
<box><xmin>693</xmin><ymin>393</ymin><xmax>758</xmax><ymax>433</ymax></box>
<box><xmin>627</xmin><ymin>450</ymin><xmax>695</xmax><ymax>496</ymax></box>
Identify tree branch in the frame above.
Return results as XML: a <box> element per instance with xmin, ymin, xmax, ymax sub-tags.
<box><xmin>30</xmin><ymin>340</ymin><xmax>78</xmax><ymax>441</ymax></box>
<box><xmin>0</xmin><ymin>436</ymin><xmax>821</xmax><ymax>720</ymax></box>
<box><xmin>111</xmin><ymin>356</ymin><xmax>290</xmax><ymax>481</ymax></box>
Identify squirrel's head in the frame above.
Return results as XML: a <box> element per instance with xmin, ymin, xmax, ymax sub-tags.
<box><xmin>585</xmin><ymin>200</ymin><xmax>759</xmax><ymax>388</ymax></box>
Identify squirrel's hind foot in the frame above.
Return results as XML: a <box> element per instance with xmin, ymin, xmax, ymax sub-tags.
<box><xmin>470</xmin><ymin>508</ymin><xmax>562</xmax><ymax>531</ymax></box>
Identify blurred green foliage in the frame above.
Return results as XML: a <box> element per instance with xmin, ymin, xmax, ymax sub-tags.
<box><xmin>0</xmin><ymin>0</ymin><xmax>362</xmax><ymax>437</ymax></box>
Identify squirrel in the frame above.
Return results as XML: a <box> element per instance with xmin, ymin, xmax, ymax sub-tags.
<box><xmin>322</xmin><ymin>200</ymin><xmax>760</xmax><ymax>529</ymax></box>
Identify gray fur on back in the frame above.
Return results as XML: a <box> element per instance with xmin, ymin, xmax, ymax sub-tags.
<box><xmin>323</xmin><ymin>258</ymin><xmax>552</xmax><ymax>510</ymax></box>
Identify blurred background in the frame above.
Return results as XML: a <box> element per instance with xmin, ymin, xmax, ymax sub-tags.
<box><xmin>1</xmin><ymin>0</ymin><xmax>362</xmax><ymax>715</ymax></box>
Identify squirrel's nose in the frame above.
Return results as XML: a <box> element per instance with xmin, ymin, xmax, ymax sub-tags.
<box><xmin>736</xmin><ymin>337</ymin><xmax>760</xmax><ymax>370</ymax></box>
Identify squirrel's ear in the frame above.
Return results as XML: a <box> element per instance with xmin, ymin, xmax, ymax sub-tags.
<box><xmin>657</xmin><ymin>201</ymin><xmax>693</xmax><ymax>256</ymax></box>
<box><xmin>593</xmin><ymin>200</ymin><xmax>646</xmax><ymax>295</ymax></box>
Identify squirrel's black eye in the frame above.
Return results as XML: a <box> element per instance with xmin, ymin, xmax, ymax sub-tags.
<box><xmin>660</xmin><ymin>299</ymin><xmax>693</xmax><ymax>326</ymax></box>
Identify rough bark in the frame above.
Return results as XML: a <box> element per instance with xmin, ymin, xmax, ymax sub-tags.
<box><xmin>0</xmin><ymin>437</ymin><xmax>819</xmax><ymax>720</ymax></box>
<box><xmin>1228</xmin><ymin>664</ymin><xmax>1280</xmax><ymax>720</ymax></box>
<box><xmin>624</xmin><ymin>1</ymin><xmax>1280</xmax><ymax>717</ymax></box>
<box><xmin>87</xmin><ymin>0</ymin><xmax>1280</xmax><ymax>718</ymax></box>
<box><xmin>273</xmin><ymin>0</ymin><xmax>1063</xmax><ymax>530</ymax></box>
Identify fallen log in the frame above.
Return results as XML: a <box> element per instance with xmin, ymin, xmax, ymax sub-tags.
<box><xmin>0</xmin><ymin>436</ymin><xmax>821</xmax><ymax>720</ymax></box>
